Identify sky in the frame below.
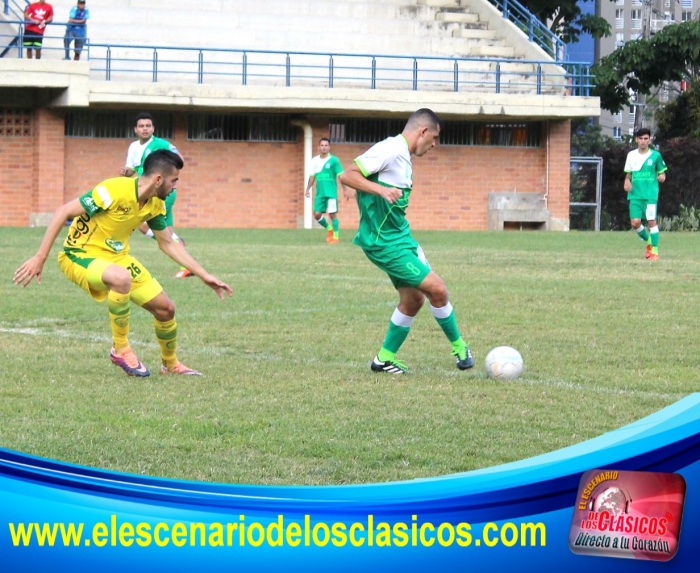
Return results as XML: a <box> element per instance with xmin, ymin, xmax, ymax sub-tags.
<box><xmin>566</xmin><ymin>1</ymin><xmax>596</xmax><ymax>63</ymax></box>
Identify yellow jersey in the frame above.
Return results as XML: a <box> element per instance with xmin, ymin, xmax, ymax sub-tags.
<box><xmin>62</xmin><ymin>177</ymin><xmax>167</xmax><ymax>260</ymax></box>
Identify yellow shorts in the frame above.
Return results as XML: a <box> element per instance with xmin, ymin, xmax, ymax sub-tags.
<box><xmin>58</xmin><ymin>251</ymin><xmax>163</xmax><ymax>307</ymax></box>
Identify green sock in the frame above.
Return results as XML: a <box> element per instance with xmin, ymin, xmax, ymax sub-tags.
<box><xmin>377</xmin><ymin>309</ymin><xmax>414</xmax><ymax>359</ymax></box>
<box><xmin>430</xmin><ymin>303</ymin><xmax>462</xmax><ymax>344</ymax></box>
<box><xmin>650</xmin><ymin>225</ymin><xmax>659</xmax><ymax>253</ymax></box>
<box><xmin>317</xmin><ymin>216</ymin><xmax>332</xmax><ymax>231</ymax></box>
<box><xmin>332</xmin><ymin>218</ymin><xmax>339</xmax><ymax>238</ymax></box>
<box><xmin>636</xmin><ymin>226</ymin><xmax>650</xmax><ymax>242</ymax></box>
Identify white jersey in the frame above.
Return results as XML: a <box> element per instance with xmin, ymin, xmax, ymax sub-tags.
<box><xmin>125</xmin><ymin>137</ymin><xmax>154</xmax><ymax>170</ymax></box>
<box><xmin>355</xmin><ymin>134</ymin><xmax>412</xmax><ymax>191</ymax></box>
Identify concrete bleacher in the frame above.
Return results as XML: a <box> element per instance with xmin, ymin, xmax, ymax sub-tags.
<box><xmin>1</xmin><ymin>0</ymin><xmax>569</xmax><ymax>95</ymax></box>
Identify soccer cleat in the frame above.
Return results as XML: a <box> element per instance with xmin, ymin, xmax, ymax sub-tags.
<box><xmin>110</xmin><ymin>347</ymin><xmax>150</xmax><ymax>377</ymax></box>
<box><xmin>326</xmin><ymin>230</ymin><xmax>334</xmax><ymax>243</ymax></box>
<box><xmin>645</xmin><ymin>244</ymin><xmax>653</xmax><ymax>259</ymax></box>
<box><xmin>454</xmin><ymin>345</ymin><xmax>475</xmax><ymax>370</ymax></box>
<box><xmin>174</xmin><ymin>268</ymin><xmax>193</xmax><ymax>278</ymax></box>
<box><xmin>328</xmin><ymin>237</ymin><xmax>340</xmax><ymax>244</ymax></box>
<box><xmin>648</xmin><ymin>253</ymin><xmax>660</xmax><ymax>261</ymax></box>
<box><xmin>370</xmin><ymin>356</ymin><xmax>407</xmax><ymax>374</ymax></box>
<box><xmin>161</xmin><ymin>361</ymin><xmax>203</xmax><ymax>376</ymax></box>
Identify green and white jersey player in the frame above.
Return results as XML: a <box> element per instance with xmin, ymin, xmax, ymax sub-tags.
<box><xmin>623</xmin><ymin>127</ymin><xmax>667</xmax><ymax>260</ymax></box>
<box><xmin>340</xmin><ymin>108</ymin><xmax>474</xmax><ymax>374</ymax></box>
<box><xmin>120</xmin><ymin>112</ymin><xmax>192</xmax><ymax>278</ymax></box>
<box><xmin>304</xmin><ymin>138</ymin><xmax>351</xmax><ymax>243</ymax></box>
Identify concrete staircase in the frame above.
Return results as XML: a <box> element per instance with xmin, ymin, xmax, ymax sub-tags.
<box><xmin>2</xmin><ymin>0</ymin><xmax>566</xmax><ymax>95</ymax></box>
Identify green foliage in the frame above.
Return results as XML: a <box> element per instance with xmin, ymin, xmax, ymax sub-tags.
<box><xmin>1</xmin><ymin>229</ymin><xmax>696</xmax><ymax>484</ymax></box>
<box><xmin>571</xmin><ymin>117</ymin><xmax>615</xmax><ymax>157</ymax></box>
<box><xmin>655</xmin><ymin>81</ymin><xmax>700</xmax><ymax>141</ymax></box>
<box><xmin>592</xmin><ymin>20</ymin><xmax>700</xmax><ymax>113</ymax></box>
<box><xmin>519</xmin><ymin>0</ymin><xmax>610</xmax><ymax>44</ymax></box>
<box><xmin>599</xmin><ymin>136</ymin><xmax>700</xmax><ymax>229</ymax></box>
<box><xmin>658</xmin><ymin>205</ymin><xmax>700</xmax><ymax>231</ymax></box>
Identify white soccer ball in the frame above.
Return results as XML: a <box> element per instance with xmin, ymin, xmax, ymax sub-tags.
<box><xmin>484</xmin><ymin>346</ymin><xmax>524</xmax><ymax>381</ymax></box>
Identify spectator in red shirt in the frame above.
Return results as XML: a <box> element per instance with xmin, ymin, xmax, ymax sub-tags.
<box><xmin>24</xmin><ymin>0</ymin><xmax>54</xmax><ymax>60</ymax></box>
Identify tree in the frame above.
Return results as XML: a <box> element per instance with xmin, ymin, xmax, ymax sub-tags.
<box><xmin>655</xmin><ymin>81</ymin><xmax>700</xmax><ymax>141</ymax></box>
<box><xmin>592</xmin><ymin>20</ymin><xmax>700</xmax><ymax>113</ymax></box>
<box><xmin>519</xmin><ymin>0</ymin><xmax>611</xmax><ymax>44</ymax></box>
<box><xmin>571</xmin><ymin>117</ymin><xmax>615</xmax><ymax>157</ymax></box>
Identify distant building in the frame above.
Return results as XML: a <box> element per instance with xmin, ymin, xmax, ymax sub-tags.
<box><xmin>595</xmin><ymin>0</ymin><xmax>695</xmax><ymax>139</ymax></box>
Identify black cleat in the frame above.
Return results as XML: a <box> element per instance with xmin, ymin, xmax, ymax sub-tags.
<box><xmin>454</xmin><ymin>346</ymin><xmax>475</xmax><ymax>370</ymax></box>
<box><xmin>370</xmin><ymin>356</ymin><xmax>408</xmax><ymax>374</ymax></box>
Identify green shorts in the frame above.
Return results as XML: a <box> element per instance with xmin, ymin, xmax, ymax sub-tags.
<box><xmin>313</xmin><ymin>194</ymin><xmax>338</xmax><ymax>214</ymax></box>
<box><xmin>164</xmin><ymin>189</ymin><xmax>177</xmax><ymax>227</ymax></box>
<box><xmin>363</xmin><ymin>244</ymin><xmax>432</xmax><ymax>289</ymax></box>
<box><xmin>629</xmin><ymin>198</ymin><xmax>657</xmax><ymax>221</ymax></box>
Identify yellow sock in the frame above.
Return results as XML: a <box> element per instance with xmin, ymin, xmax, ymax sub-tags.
<box><xmin>108</xmin><ymin>291</ymin><xmax>130</xmax><ymax>351</ymax></box>
<box><xmin>154</xmin><ymin>318</ymin><xmax>178</xmax><ymax>370</ymax></box>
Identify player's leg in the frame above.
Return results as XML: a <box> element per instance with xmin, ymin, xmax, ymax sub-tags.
<box><xmin>629</xmin><ymin>200</ymin><xmax>651</xmax><ymax>257</ymax></box>
<box><xmin>646</xmin><ymin>203</ymin><xmax>660</xmax><ymax>259</ymax></box>
<box><xmin>313</xmin><ymin>195</ymin><xmax>333</xmax><ymax>241</ymax></box>
<box><xmin>364</xmin><ymin>247</ymin><xmax>430</xmax><ymax>374</ymax></box>
<box><xmin>58</xmin><ymin>253</ymin><xmax>149</xmax><ymax>376</ymax></box>
<box><xmin>134</xmin><ymin>280</ymin><xmax>202</xmax><ymax>376</ymax></box>
<box><xmin>370</xmin><ymin>287</ymin><xmax>424</xmax><ymax>374</ymax></box>
<box><xmin>327</xmin><ymin>198</ymin><xmax>340</xmax><ymax>243</ymax></box>
<box><xmin>417</xmin><ymin>270</ymin><xmax>474</xmax><ymax>370</ymax></box>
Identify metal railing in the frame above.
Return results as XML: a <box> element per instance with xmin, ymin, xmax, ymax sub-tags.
<box><xmin>1</xmin><ymin>26</ymin><xmax>593</xmax><ymax>96</ymax></box>
<box><xmin>488</xmin><ymin>0</ymin><xmax>566</xmax><ymax>61</ymax></box>
<box><xmin>86</xmin><ymin>43</ymin><xmax>592</xmax><ymax>96</ymax></box>
<box><xmin>2</xmin><ymin>0</ymin><xmax>28</xmax><ymax>20</ymax></box>
<box><xmin>0</xmin><ymin>22</ymin><xmax>89</xmax><ymax>59</ymax></box>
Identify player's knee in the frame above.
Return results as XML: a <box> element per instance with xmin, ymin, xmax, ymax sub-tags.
<box><xmin>154</xmin><ymin>299</ymin><xmax>176</xmax><ymax>322</ymax></box>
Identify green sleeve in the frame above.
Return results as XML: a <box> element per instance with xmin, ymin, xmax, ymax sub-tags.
<box><xmin>78</xmin><ymin>190</ymin><xmax>103</xmax><ymax>216</ymax></box>
<box><xmin>147</xmin><ymin>215</ymin><xmax>168</xmax><ymax>231</ymax></box>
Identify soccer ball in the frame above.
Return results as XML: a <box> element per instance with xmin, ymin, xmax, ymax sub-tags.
<box><xmin>484</xmin><ymin>346</ymin><xmax>524</xmax><ymax>381</ymax></box>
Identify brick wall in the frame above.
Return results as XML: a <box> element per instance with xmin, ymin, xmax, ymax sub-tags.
<box><xmin>2</xmin><ymin>110</ymin><xmax>571</xmax><ymax>231</ymax></box>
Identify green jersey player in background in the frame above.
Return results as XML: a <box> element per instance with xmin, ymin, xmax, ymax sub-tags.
<box><xmin>624</xmin><ymin>128</ymin><xmax>667</xmax><ymax>260</ymax></box>
<box><xmin>121</xmin><ymin>112</ymin><xmax>193</xmax><ymax>277</ymax></box>
<box><xmin>305</xmin><ymin>138</ymin><xmax>351</xmax><ymax>243</ymax></box>
<box><xmin>340</xmin><ymin>109</ymin><xmax>474</xmax><ymax>374</ymax></box>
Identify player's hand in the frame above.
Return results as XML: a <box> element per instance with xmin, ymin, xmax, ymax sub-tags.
<box><xmin>379</xmin><ymin>187</ymin><xmax>403</xmax><ymax>204</ymax></box>
<box><xmin>658</xmin><ymin>173</ymin><xmax>666</xmax><ymax>183</ymax></box>
<box><xmin>623</xmin><ymin>179</ymin><xmax>632</xmax><ymax>192</ymax></box>
<box><xmin>13</xmin><ymin>255</ymin><xmax>45</xmax><ymax>288</ymax></box>
<box><xmin>304</xmin><ymin>190</ymin><xmax>310</xmax><ymax>198</ymax></box>
<box><xmin>200</xmin><ymin>274</ymin><xmax>233</xmax><ymax>300</ymax></box>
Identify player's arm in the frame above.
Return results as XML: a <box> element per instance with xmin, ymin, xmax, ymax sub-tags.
<box><xmin>339</xmin><ymin>162</ymin><xmax>402</xmax><ymax>204</ymax></box>
<box><xmin>657</xmin><ymin>158</ymin><xmax>667</xmax><ymax>183</ymax></box>
<box><xmin>152</xmin><ymin>227</ymin><xmax>233</xmax><ymax>300</ymax></box>
<box><xmin>623</xmin><ymin>172</ymin><xmax>632</xmax><ymax>192</ymax></box>
<box><xmin>305</xmin><ymin>175</ymin><xmax>315</xmax><ymax>198</ymax></box>
<box><xmin>13</xmin><ymin>198</ymin><xmax>86</xmax><ymax>287</ymax></box>
<box><xmin>337</xmin><ymin>174</ymin><xmax>353</xmax><ymax>200</ymax></box>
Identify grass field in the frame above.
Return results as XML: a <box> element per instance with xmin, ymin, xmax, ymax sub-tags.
<box><xmin>1</xmin><ymin>228</ymin><xmax>698</xmax><ymax>486</ymax></box>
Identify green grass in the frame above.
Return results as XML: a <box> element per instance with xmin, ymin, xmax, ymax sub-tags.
<box><xmin>1</xmin><ymin>228</ymin><xmax>697</xmax><ymax>485</ymax></box>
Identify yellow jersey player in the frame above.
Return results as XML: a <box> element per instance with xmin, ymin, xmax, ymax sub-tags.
<box><xmin>14</xmin><ymin>150</ymin><xmax>232</xmax><ymax>377</ymax></box>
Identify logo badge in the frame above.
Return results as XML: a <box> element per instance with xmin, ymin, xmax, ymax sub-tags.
<box><xmin>569</xmin><ymin>469</ymin><xmax>685</xmax><ymax>561</ymax></box>
<box><xmin>105</xmin><ymin>239</ymin><xmax>125</xmax><ymax>253</ymax></box>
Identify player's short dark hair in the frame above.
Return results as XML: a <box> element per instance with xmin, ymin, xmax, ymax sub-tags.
<box><xmin>319</xmin><ymin>137</ymin><xmax>330</xmax><ymax>145</ymax></box>
<box><xmin>135</xmin><ymin>112</ymin><xmax>154</xmax><ymax>126</ymax></box>
<box><xmin>405</xmin><ymin>108</ymin><xmax>441</xmax><ymax>131</ymax></box>
<box><xmin>142</xmin><ymin>150</ymin><xmax>183</xmax><ymax>176</ymax></box>
<box><xmin>635</xmin><ymin>128</ymin><xmax>651</xmax><ymax>138</ymax></box>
